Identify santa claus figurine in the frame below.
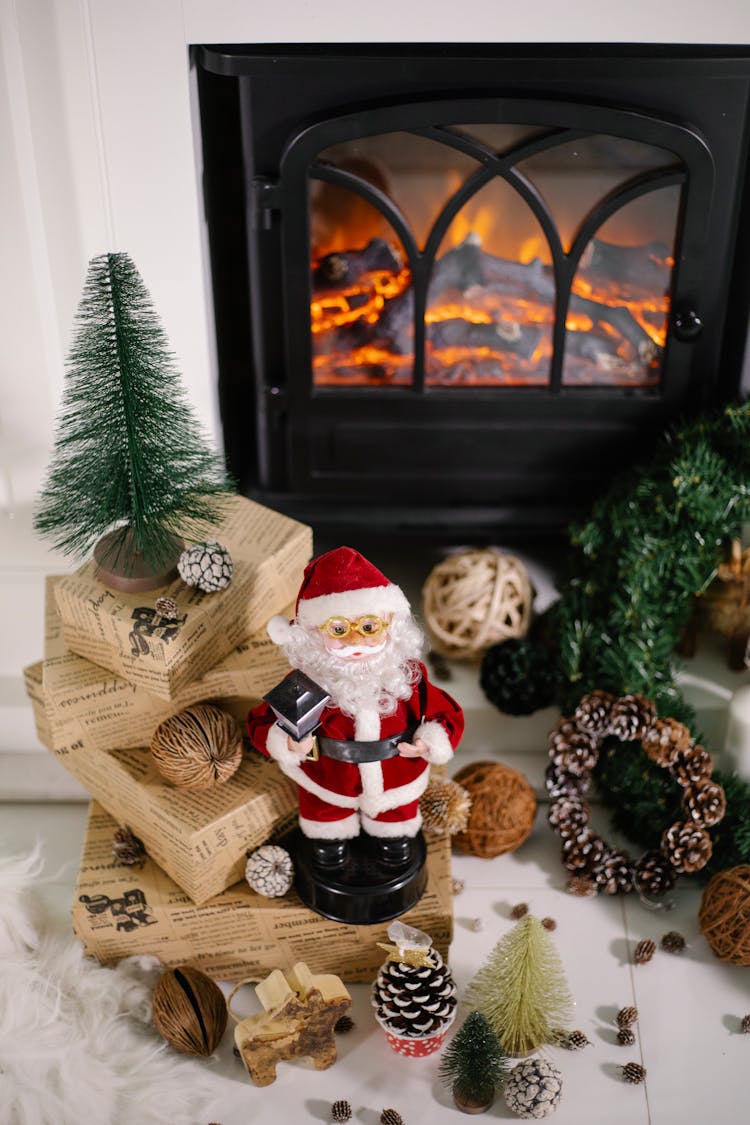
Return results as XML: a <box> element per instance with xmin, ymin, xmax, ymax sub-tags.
<box><xmin>247</xmin><ymin>546</ymin><xmax>464</xmax><ymax>879</ymax></box>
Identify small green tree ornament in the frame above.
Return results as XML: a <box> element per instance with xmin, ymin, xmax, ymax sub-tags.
<box><xmin>34</xmin><ymin>252</ymin><xmax>232</xmax><ymax>590</ymax></box>
<box><xmin>439</xmin><ymin>1010</ymin><xmax>509</xmax><ymax>1113</ymax></box>
<box><xmin>465</xmin><ymin>914</ymin><xmax>573</xmax><ymax>1056</ymax></box>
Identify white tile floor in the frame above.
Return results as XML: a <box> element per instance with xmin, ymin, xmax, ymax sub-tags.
<box><xmin>3</xmin><ymin>795</ymin><xmax>748</xmax><ymax>1125</ymax></box>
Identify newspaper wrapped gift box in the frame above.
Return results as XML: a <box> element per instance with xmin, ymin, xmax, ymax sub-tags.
<box><xmin>44</xmin><ymin>734</ymin><xmax>297</xmax><ymax>904</ymax></box>
<box><xmin>38</xmin><ymin>576</ymin><xmax>293</xmax><ymax>752</ymax></box>
<box><xmin>73</xmin><ymin>803</ymin><xmax>454</xmax><ymax>983</ymax></box>
<box><xmin>53</xmin><ymin>495</ymin><xmax>311</xmax><ymax>699</ymax></box>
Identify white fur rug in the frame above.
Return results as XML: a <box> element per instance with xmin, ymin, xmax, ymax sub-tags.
<box><xmin>0</xmin><ymin>847</ymin><xmax>219</xmax><ymax>1125</ymax></box>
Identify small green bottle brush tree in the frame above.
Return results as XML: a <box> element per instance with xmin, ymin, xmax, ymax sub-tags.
<box><xmin>35</xmin><ymin>252</ymin><xmax>232</xmax><ymax>590</ymax></box>
<box><xmin>439</xmin><ymin>1010</ymin><xmax>509</xmax><ymax>1113</ymax></box>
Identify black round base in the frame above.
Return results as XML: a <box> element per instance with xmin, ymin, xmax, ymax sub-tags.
<box><xmin>285</xmin><ymin>829</ymin><xmax>428</xmax><ymax>926</ymax></box>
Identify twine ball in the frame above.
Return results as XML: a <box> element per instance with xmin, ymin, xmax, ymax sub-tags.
<box><xmin>150</xmin><ymin>703</ymin><xmax>243</xmax><ymax>790</ymax></box>
<box><xmin>451</xmin><ymin>761</ymin><xmax>537</xmax><ymax>858</ymax></box>
<box><xmin>422</xmin><ymin>549</ymin><xmax>533</xmax><ymax>661</ymax></box>
<box><xmin>698</xmin><ymin>865</ymin><xmax>750</xmax><ymax>965</ymax></box>
<box><xmin>178</xmin><ymin>540</ymin><xmax>233</xmax><ymax>592</ymax></box>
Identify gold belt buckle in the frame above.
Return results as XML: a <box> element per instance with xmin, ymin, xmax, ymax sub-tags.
<box><xmin>306</xmin><ymin>735</ymin><xmax>320</xmax><ymax>762</ymax></box>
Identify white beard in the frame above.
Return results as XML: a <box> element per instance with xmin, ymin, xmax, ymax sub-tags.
<box><xmin>277</xmin><ymin>613</ymin><xmax>425</xmax><ymax>725</ymax></box>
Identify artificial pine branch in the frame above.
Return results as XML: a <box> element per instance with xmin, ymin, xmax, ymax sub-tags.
<box><xmin>439</xmin><ymin>1010</ymin><xmax>509</xmax><ymax>1108</ymax></box>
<box><xmin>35</xmin><ymin>252</ymin><xmax>232</xmax><ymax>571</ymax></box>
<box><xmin>464</xmin><ymin>915</ymin><xmax>573</xmax><ymax>1056</ymax></box>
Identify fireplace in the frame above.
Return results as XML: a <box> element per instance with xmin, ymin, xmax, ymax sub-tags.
<box><xmin>194</xmin><ymin>45</ymin><xmax>750</xmax><ymax>534</ymax></box>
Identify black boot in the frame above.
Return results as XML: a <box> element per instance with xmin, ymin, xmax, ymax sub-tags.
<box><xmin>310</xmin><ymin>839</ymin><xmax>349</xmax><ymax>872</ymax></box>
<box><xmin>377</xmin><ymin>836</ymin><xmax>412</xmax><ymax>871</ymax></box>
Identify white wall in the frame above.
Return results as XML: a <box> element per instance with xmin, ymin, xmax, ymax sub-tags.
<box><xmin>1</xmin><ymin>0</ymin><xmax>749</xmax><ymax>795</ymax></box>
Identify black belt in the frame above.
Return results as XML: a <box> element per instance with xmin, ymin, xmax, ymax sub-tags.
<box><xmin>317</xmin><ymin>730</ymin><xmax>412</xmax><ymax>763</ymax></box>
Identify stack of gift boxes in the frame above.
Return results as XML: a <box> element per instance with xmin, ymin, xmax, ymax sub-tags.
<box><xmin>23</xmin><ymin>495</ymin><xmax>453</xmax><ymax>982</ymax></box>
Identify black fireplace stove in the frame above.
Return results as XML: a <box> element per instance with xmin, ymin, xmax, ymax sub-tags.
<box><xmin>194</xmin><ymin>44</ymin><xmax>750</xmax><ymax>535</ymax></box>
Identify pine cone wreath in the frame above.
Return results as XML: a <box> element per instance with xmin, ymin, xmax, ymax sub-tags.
<box><xmin>661</xmin><ymin>821</ymin><xmax>712</xmax><ymax>873</ymax></box>
<box><xmin>561</xmin><ymin>829</ymin><xmax>606</xmax><ymax>874</ymax></box>
<box><xmin>594</xmin><ymin>849</ymin><xmax>634</xmax><ymax>895</ymax></box>
<box><xmin>380</xmin><ymin>1111</ymin><xmax>404</xmax><ymax>1125</ymax></box>
<box><xmin>545</xmin><ymin>761</ymin><xmax>590</xmax><ymax>800</ymax></box>
<box><xmin>573</xmin><ymin>690</ymin><xmax>614</xmax><ymax>736</ymax></box>
<box><xmin>681</xmin><ymin>780</ymin><xmax>727</xmax><ymax>828</ymax></box>
<box><xmin>548</xmin><ymin>796</ymin><xmax>590</xmax><ymax>838</ymax></box>
<box><xmin>616</xmin><ymin>1006</ymin><xmax>638</xmax><ymax>1029</ymax></box>
<box><xmin>549</xmin><ymin>721</ymin><xmax>598</xmax><ymax>777</ymax></box>
<box><xmin>617</xmin><ymin>1028</ymin><xmax>636</xmax><ymax>1046</ymax></box>
<box><xmin>622</xmin><ymin>1062</ymin><xmax>647</xmax><ymax>1084</ymax></box>
<box><xmin>641</xmin><ymin>718</ymin><xmax>692</xmax><ymax>766</ymax></box>
<box><xmin>633</xmin><ymin>850</ymin><xmax>677</xmax><ymax>898</ymax></box>
<box><xmin>607</xmin><ymin>694</ymin><xmax>656</xmax><ymax>741</ymax></box>
<box><xmin>566</xmin><ymin>875</ymin><xmax>598</xmax><ymax>897</ymax></box>
<box><xmin>633</xmin><ymin>939</ymin><xmax>656</xmax><ymax>965</ymax></box>
<box><xmin>331</xmin><ymin>1101</ymin><xmax>352</xmax><ymax>1122</ymax></box>
<box><xmin>112</xmin><ymin>826</ymin><xmax>146</xmax><ymax>867</ymax></box>
<box><xmin>660</xmin><ymin>930</ymin><xmax>687</xmax><ymax>954</ymax></box>
<box><xmin>669</xmin><ymin>743</ymin><xmax>714</xmax><ymax>787</ymax></box>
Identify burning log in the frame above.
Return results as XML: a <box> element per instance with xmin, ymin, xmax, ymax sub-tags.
<box><xmin>312</xmin><ymin>238</ymin><xmax>402</xmax><ymax>291</ymax></box>
<box><xmin>428</xmin><ymin>318</ymin><xmax>542</xmax><ymax>360</ymax></box>
<box><xmin>579</xmin><ymin>238</ymin><xmax>672</xmax><ymax>293</ymax></box>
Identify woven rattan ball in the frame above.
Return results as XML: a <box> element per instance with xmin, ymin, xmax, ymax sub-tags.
<box><xmin>150</xmin><ymin>703</ymin><xmax>243</xmax><ymax>791</ymax></box>
<box><xmin>698</xmin><ymin>865</ymin><xmax>750</xmax><ymax>965</ymax></box>
<box><xmin>451</xmin><ymin>760</ymin><xmax>537</xmax><ymax>858</ymax></box>
<box><xmin>422</xmin><ymin>549</ymin><xmax>533</xmax><ymax>661</ymax></box>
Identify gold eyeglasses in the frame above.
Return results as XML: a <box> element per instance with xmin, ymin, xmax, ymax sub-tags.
<box><xmin>317</xmin><ymin>614</ymin><xmax>391</xmax><ymax>640</ymax></box>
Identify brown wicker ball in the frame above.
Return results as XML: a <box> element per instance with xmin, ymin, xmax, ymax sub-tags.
<box><xmin>451</xmin><ymin>760</ymin><xmax>537</xmax><ymax>858</ymax></box>
<box><xmin>699</xmin><ymin>865</ymin><xmax>750</xmax><ymax>965</ymax></box>
<box><xmin>150</xmin><ymin>703</ymin><xmax>243</xmax><ymax>791</ymax></box>
<box><xmin>422</xmin><ymin>549</ymin><xmax>533</xmax><ymax>661</ymax></box>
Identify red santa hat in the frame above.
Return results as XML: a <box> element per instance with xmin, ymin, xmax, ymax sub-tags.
<box><xmin>267</xmin><ymin>546</ymin><xmax>410</xmax><ymax>644</ymax></box>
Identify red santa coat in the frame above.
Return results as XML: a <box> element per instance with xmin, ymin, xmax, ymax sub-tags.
<box><xmin>247</xmin><ymin>664</ymin><xmax>464</xmax><ymax>840</ymax></box>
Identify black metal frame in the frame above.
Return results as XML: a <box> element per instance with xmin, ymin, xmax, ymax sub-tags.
<box><xmin>194</xmin><ymin>46</ymin><xmax>750</xmax><ymax>534</ymax></box>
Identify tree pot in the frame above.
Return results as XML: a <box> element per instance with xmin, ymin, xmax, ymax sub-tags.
<box><xmin>93</xmin><ymin>527</ymin><xmax>182</xmax><ymax>593</ymax></box>
<box><xmin>452</xmin><ymin>1083</ymin><xmax>495</xmax><ymax>1114</ymax></box>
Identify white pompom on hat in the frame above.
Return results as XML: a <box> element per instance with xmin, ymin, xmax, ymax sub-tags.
<box><xmin>266</xmin><ymin>546</ymin><xmax>410</xmax><ymax>642</ymax></box>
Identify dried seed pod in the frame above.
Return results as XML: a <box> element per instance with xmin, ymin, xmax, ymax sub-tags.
<box><xmin>451</xmin><ymin>878</ymin><xmax>465</xmax><ymax>895</ymax></box>
<box><xmin>622</xmin><ymin>1062</ymin><xmax>647</xmax><ymax>1084</ymax></box>
<box><xmin>617</xmin><ymin>1028</ymin><xmax>636</xmax><ymax>1046</ymax></box>
<box><xmin>510</xmin><ymin>902</ymin><xmax>529</xmax><ymax>919</ymax></box>
<box><xmin>331</xmin><ymin>1101</ymin><xmax>352</xmax><ymax>1123</ymax></box>
<box><xmin>660</xmin><ymin>930</ymin><xmax>687</xmax><ymax>954</ymax></box>
<box><xmin>150</xmin><ymin>703</ymin><xmax>243</xmax><ymax>791</ymax></box>
<box><xmin>152</xmin><ymin>965</ymin><xmax>227</xmax><ymax>1056</ymax></box>
<box><xmin>616</xmin><ymin>1006</ymin><xmax>638</xmax><ymax>1029</ymax></box>
<box><xmin>634</xmin><ymin>939</ymin><xmax>656</xmax><ymax>965</ymax></box>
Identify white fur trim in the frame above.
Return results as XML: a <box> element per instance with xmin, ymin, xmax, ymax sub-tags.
<box><xmin>296</xmin><ymin>584</ymin><xmax>410</xmax><ymax>628</ymax></box>
<box><xmin>361</xmin><ymin>812</ymin><xmax>423</xmax><ymax>838</ymax></box>
<box><xmin>359</xmin><ymin>765</ymin><xmax>431</xmax><ymax>816</ymax></box>
<box><xmin>265</xmin><ymin>722</ymin><xmax>310</xmax><ymax>771</ymax></box>
<box><xmin>354</xmin><ymin>707</ymin><xmax>382</xmax><ymax>741</ymax></box>
<box><xmin>266</xmin><ymin>615</ymin><xmax>294</xmax><ymax>644</ymax></box>
<box><xmin>299</xmin><ymin>813</ymin><xmax>361</xmax><ymax>840</ymax></box>
<box><xmin>275</xmin><ymin>757</ymin><xmax>361</xmax><ymax>809</ymax></box>
<box><xmin>414</xmin><ymin>720</ymin><xmax>455</xmax><ymax>766</ymax></box>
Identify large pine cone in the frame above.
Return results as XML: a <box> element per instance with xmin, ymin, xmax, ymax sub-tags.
<box><xmin>371</xmin><ymin>950</ymin><xmax>456</xmax><ymax>1037</ymax></box>
<box><xmin>561</xmin><ymin>829</ymin><xmax>606</xmax><ymax>874</ymax></box>
<box><xmin>641</xmin><ymin>718</ymin><xmax>692</xmax><ymax>766</ymax></box>
<box><xmin>661</xmin><ymin>821</ymin><xmax>712</xmax><ymax>873</ymax></box>
<box><xmin>594</xmin><ymin>849</ymin><xmax>634</xmax><ymax>895</ymax></box>
<box><xmin>633</xmin><ymin>849</ymin><xmax>677</xmax><ymax>897</ymax></box>
<box><xmin>549</xmin><ymin>720</ymin><xmax>598</xmax><ymax>777</ymax></box>
<box><xmin>548</xmin><ymin>797</ymin><xmax>590</xmax><ymax>838</ymax></box>
<box><xmin>670</xmin><ymin>744</ymin><xmax>714</xmax><ymax>787</ymax></box>
<box><xmin>607</xmin><ymin>694</ymin><xmax>656</xmax><ymax>741</ymax></box>
<box><xmin>545</xmin><ymin>762</ymin><xmax>591</xmax><ymax>801</ymax></box>
<box><xmin>681</xmin><ymin>780</ymin><xmax>727</xmax><ymax>828</ymax></box>
<box><xmin>573</xmin><ymin>690</ymin><xmax>614</xmax><ymax>737</ymax></box>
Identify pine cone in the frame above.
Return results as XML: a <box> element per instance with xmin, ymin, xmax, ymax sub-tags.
<box><xmin>372</xmin><ymin>949</ymin><xmax>456</xmax><ymax>1037</ymax></box>
<box><xmin>633</xmin><ymin>850</ymin><xmax>677</xmax><ymax>898</ymax></box>
<box><xmin>380</xmin><ymin>1111</ymin><xmax>404</xmax><ymax>1125</ymax></box>
<box><xmin>617</xmin><ymin>1006</ymin><xmax>638</xmax><ymax>1028</ymax></box>
<box><xmin>681</xmin><ymin>780</ymin><xmax>727</xmax><ymax>828</ymax></box>
<box><xmin>607</xmin><ymin>694</ymin><xmax>656</xmax><ymax>741</ymax></box>
<box><xmin>154</xmin><ymin>595</ymin><xmax>179</xmax><ymax>621</ymax></box>
<box><xmin>594</xmin><ymin>849</ymin><xmax>634</xmax><ymax>895</ymax></box>
<box><xmin>641</xmin><ymin>718</ymin><xmax>691</xmax><ymax>766</ymax></box>
<box><xmin>549</xmin><ymin>720</ymin><xmax>598</xmax><ymax>777</ymax></box>
<box><xmin>669</xmin><ymin>743</ymin><xmax>714</xmax><ymax>787</ymax></box>
<box><xmin>331</xmin><ymin>1100</ymin><xmax>352</xmax><ymax>1122</ymax></box>
<box><xmin>545</xmin><ymin>761</ymin><xmax>590</xmax><ymax>800</ymax></box>
<box><xmin>419</xmin><ymin>776</ymin><xmax>471</xmax><ymax>837</ymax></box>
<box><xmin>660</xmin><ymin>930</ymin><xmax>686</xmax><ymax>954</ymax></box>
<box><xmin>617</xmin><ymin>1028</ymin><xmax>636</xmax><ymax>1046</ymax></box>
<box><xmin>622</xmin><ymin>1062</ymin><xmax>647</xmax><ymax>1084</ymax></box>
<box><xmin>661</xmin><ymin>821</ymin><xmax>712</xmax><ymax>873</ymax></box>
<box><xmin>566</xmin><ymin>875</ymin><xmax>598</xmax><ymax>897</ymax></box>
<box><xmin>633</xmin><ymin>939</ymin><xmax>656</xmax><ymax>965</ymax></box>
<box><xmin>561</xmin><ymin>829</ymin><xmax>606</xmax><ymax>874</ymax></box>
<box><xmin>334</xmin><ymin>1015</ymin><xmax>355</xmax><ymax>1034</ymax></box>
<box><xmin>112</xmin><ymin>826</ymin><xmax>146</xmax><ymax>867</ymax></box>
<box><xmin>573</xmin><ymin>690</ymin><xmax>614</xmax><ymax>736</ymax></box>
<box><xmin>741</xmin><ymin>1015</ymin><xmax>750</xmax><ymax>1034</ymax></box>
<box><xmin>541</xmin><ymin>917</ymin><xmax>557</xmax><ymax>931</ymax></box>
<box><xmin>510</xmin><ymin>902</ymin><xmax>529</xmax><ymax>919</ymax></box>
<box><xmin>548</xmin><ymin>796</ymin><xmax>590</xmax><ymax>838</ymax></box>
<box><xmin>558</xmin><ymin>1028</ymin><xmax>590</xmax><ymax>1049</ymax></box>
